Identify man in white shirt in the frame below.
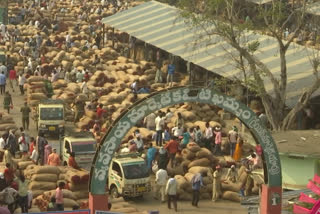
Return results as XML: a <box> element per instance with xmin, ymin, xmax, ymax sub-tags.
<box><xmin>0</xmin><ymin>63</ymin><xmax>7</xmax><ymax>77</ymax></box>
<box><xmin>134</xmin><ymin>136</ymin><xmax>144</xmax><ymax>152</ymax></box>
<box><xmin>166</xmin><ymin>175</ymin><xmax>177</xmax><ymax>211</ymax></box>
<box><xmin>143</xmin><ymin>113</ymin><xmax>156</xmax><ymax>130</ymax></box>
<box><xmin>155</xmin><ymin>111</ymin><xmax>165</xmax><ymax>147</ymax></box>
<box><xmin>0</xmin><ymin>134</ymin><xmax>6</xmax><ymax>149</ymax></box>
<box><xmin>18</xmin><ymin>73</ymin><xmax>26</xmax><ymax>95</ymax></box>
<box><xmin>81</xmin><ymin>80</ymin><xmax>89</xmax><ymax>96</ymax></box>
<box><xmin>172</xmin><ymin>124</ymin><xmax>183</xmax><ymax>138</ymax></box>
<box><xmin>155</xmin><ymin>168</ymin><xmax>168</xmax><ymax>203</ymax></box>
<box><xmin>204</xmin><ymin>122</ymin><xmax>213</xmax><ymax>151</ymax></box>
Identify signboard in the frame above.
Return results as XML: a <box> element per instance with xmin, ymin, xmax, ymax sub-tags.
<box><xmin>29</xmin><ymin>210</ymin><xmax>90</xmax><ymax>214</ymax></box>
<box><xmin>95</xmin><ymin>211</ymin><xmax>122</xmax><ymax>214</ymax></box>
<box><xmin>90</xmin><ymin>86</ymin><xmax>282</xmax><ymax>194</ymax></box>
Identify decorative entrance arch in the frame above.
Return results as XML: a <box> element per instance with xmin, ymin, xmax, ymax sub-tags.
<box><xmin>89</xmin><ymin>86</ymin><xmax>282</xmax><ymax>214</ymax></box>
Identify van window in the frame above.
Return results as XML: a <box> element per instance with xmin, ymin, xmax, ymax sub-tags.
<box><xmin>112</xmin><ymin>162</ymin><xmax>122</xmax><ymax>177</ymax></box>
<box><xmin>122</xmin><ymin>162</ymin><xmax>149</xmax><ymax>179</ymax></box>
<box><xmin>40</xmin><ymin>107</ymin><xmax>63</xmax><ymax>120</ymax></box>
<box><xmin>65</xmin><ymin>141</ymin><xmax>71</xmax><ymax>154</ymax></box>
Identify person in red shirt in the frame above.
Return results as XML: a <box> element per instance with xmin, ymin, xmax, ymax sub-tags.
<box><xmin>8</xmin><ymin>69</ymin><xmax>17</xmax><ymax>92</ymax></box>
<box><xmin>29</xmin><ymin>137</ymin><xmax>35</xmax><ymax>155</ymax></box>
<box><xmin>68</xmin><ymin>152</ymin><xmax>80</xmax><ymax>170</ymax></box>
<box><xmin>96</xmin><ymin>104</ymin><xmax>106</xmax><ymax>119</ymax></box>
<box><xmin>164</xmin><ymin>136</ymin><xmax>180</xmax><ymax>168</ymax></box>
<box><xmin>3</xmin><ymin>163</ymin><xmax>15</xmax><ymax>185</ymax></box>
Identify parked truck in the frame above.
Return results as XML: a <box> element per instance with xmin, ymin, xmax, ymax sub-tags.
<box><xmin>34</xmin><ymin>99</ymin><xmax>65</xmax><ymax>136</ymax></box>
<box><xmin>108</xmin><ymin>153</ymin><xmax>151</xmax><ymax>198</ymax></box>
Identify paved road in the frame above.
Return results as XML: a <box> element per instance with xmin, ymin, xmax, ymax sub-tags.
<box><xmin>124</xmin><ymin>192</ymin><xmax>249</xmax><ymax>214</ymax></box>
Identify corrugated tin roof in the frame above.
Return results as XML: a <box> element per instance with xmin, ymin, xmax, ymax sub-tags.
<box><xmin>102</xmin><ymin>0</ymin><xmax>320</xmax><ymax>107</ymax></box>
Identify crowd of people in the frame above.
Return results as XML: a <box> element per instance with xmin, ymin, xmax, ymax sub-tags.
<box><xmin>117</xmin><ymin>109</ymin><xmax>263</xmax><ymax>211</ymax></box>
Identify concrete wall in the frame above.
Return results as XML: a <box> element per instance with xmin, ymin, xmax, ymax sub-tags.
<box><xmin>280</xmin><ymin>154</ymin><xmax>320</xmax><ymax>190</ymax></box>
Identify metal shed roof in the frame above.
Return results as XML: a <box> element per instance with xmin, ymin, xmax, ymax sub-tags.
<box><xmin>102</xmin><ymin>0</ymin><xmax>320</xmax><ymax>107</ymax></box>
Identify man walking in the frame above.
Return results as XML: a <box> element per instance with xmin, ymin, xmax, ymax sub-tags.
<box><xmin>228</xmin><ymin>126</ymin><xmax>238</xmax><ymax>157</ymax></box>
<box><xmin>167</xmin><ymin>59</ymin><xmax>175</xmax><ymax>87</ymax></box>
<box><xmin>20</xmin><ymin>102</ymin><xmax>31</xmax><ymax>130</ymax></box>
<box><xmin>164</xmin><ymin>136</ymin><xmax>179</xmax><ymax>168</ymax></box>
<box><xmin>155</xmin><ymin>111</ymin><xmax>165</xmax><ymax>147</ymax></box>
<box><xmin>18</xmin><ymin>73</ymin><xmax>26</xmax><ymax>95</ymax></box>
<box><xmin>165</xmin><ymin>174</ymin><xmax>177</xmax><ymax>212</ymax></box>
<box><xmin>8</xmin><ymin>68</ymin><xmax>17</xmax><ymax>92</ymax></box>
<box><xmin>191</xmin><ymin>172</ymin><xmax>205</xmax><ymax>207</ymax></box>
<box><xmin>154</xmin><ymin>167</ymin><xmax>168</xmax><ymax>203</ymax></box>
<box><xmin>0</xmin><ymin>71</ymin><xmax>6</xmax><ymax>94</ymax></box>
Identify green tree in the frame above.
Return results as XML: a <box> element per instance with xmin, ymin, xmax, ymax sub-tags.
<box><xmin>174</xmin><ymin>0</ymin><xmax>319</xmax><ymax>130</ymax></box>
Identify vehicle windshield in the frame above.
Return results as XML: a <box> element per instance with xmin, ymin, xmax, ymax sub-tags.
<box><xmin>122</xmin><ymin>162</ymin><xmax>149</xmax><ymax>179</ymax></box>
<box><xmin>40</xmin><ymin>107</ymin><xmax>63</xmax><ymax>120</ymax></box>
<box><xmin>72</xmin><ymin>141</ymin><xmax>96</xmax><ymax>153</ymax></box>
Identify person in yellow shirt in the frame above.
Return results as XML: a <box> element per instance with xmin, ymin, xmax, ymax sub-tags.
<box><xmin>47</xmin><ymin>148</ymin><xmax>60</xmax><ymax>166</ymax></box>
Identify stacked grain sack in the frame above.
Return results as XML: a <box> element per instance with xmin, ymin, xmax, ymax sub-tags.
<box><xmin>25</xmin><ymin>166</ymin><xmax>90</xmax><ymax>211</ymax></box>
<box><xmin>58</xmin><ymin>167</ymin><xmax>90</xmax><ymax>207</ymax></box>
<box><xmin>171</xmin><ymin>143</ymin><xmax>216</xmax><ymax>200</ymax></box>
<box><xmin>25</xmin><ymin>76</ymin><xmax>48</xmax><ymax>107</ymax></box>
<box><xmin>0</xmin><ymin>112</ymin><xmax>18</xmax><ymax>135</ymax></box>
<box><xmin>24</xmin><ymin>165</ymin><xmax>61</xmax><ymax>199</ymax></box>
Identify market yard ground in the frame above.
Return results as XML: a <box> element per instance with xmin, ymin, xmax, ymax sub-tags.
<box><xmin>8</xmin><ymin>84</ymin><xmax>248</xmax><ymax>214</ymax></box>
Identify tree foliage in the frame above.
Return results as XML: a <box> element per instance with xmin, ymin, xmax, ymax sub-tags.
<box><xmin>170</xmin><ymin>0</ymin><xmax>320</xmax><ymax>130</ymax></box>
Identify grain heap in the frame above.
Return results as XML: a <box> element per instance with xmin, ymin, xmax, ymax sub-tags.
<box><xmin>25</xmin><ymin>76</ymin><xmax>48</xmax><ymax>107</ymax></box>
<box><xmin>0</xmin><ymin>112</ymin><xmax>18</xmax><ymax>135</ymax></box>
<box><xmin>23</xmin><ymin>165</ymin><xmax>90</xmax><ymax>211</ymax></box>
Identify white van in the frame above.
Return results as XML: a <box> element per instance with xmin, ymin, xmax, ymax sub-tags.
<box><xmin>108</xmin><ymin>153</ymin><xmax>151</xmax><ymax>198</ymax></box>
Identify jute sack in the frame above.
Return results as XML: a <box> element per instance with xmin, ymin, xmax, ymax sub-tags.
<box><xmin>188</xmin><ymin>158</ymin><xmax>211</xmax><ymax>168</ymax></box>
<box><xmin>32</xmin><ymin>174</ymin><xmax>58</xmax><ymax>182</ymax></box>
<box><xmin>175</xmin><ymin>175</ymin><xmax>188</xmax><ymax>189</ymax></box>
<box><xmin>239</xmin><ymin>170</ymin><xmax>248</xmax><ymax>186</ymax></box>
<box><xmin>34</xmin><ymin>166</ymin><xmax>60</xmax><ymax>174</ymax></box>
<box><xmin>186</xmin><ymin>142</ymin><xmax>201</xmax><ymax>153</ymax></box>
<box><xmin>43</xmin><ymin>189</ymin><xmax>77</xmax><ymax>200</ymax></box>
<box><xmin>29</xmin><ymin>207</ymin><xmax>41</xmax><ymax>213</ymax></box>
<box><xmin>181</xmin><ymin>148</ymin><xmax>195</xmax><ymax>160</ymax></box>
<box><xmin>203</xmin><ymin>176</ymin><xmax>213</xmax><ymax>185</ymax></box>
<box><xmin>166</xmin><ymin>160</ymin><xmax>185</xmax><ymax>176</ymax></box>
<box><xmin>32</xmin><ymin>190</ymin><xmax>44</xmax><ymax>198</ymax></box>
<box><xmin>18</xmin><ymin>161</ymin><xmax>34</xmax><ymax>170</ymax></box>
<box><xmin>196</xmin><ymin>148</ymin><xmax>212</xmax><ymax>159</ymax></box>
<box><xmin>73</xmin><ymin>191</ymin><xmax>89</xmax><ymax>200</ymax></box>
<box><xmin>69</xmin><ymin>183</ymin><xmax>88</xmax><ymax>192</ymax></box>
<box><xmin>63</xmin><ymin>198</ymin><xmax>79</xmax><ymax>208</ymax></box>
<box><xmin>221</xmin><ymin>182</ymin><xmax>242</xmax><ymax>192</ymax></box>
<box><xmin>238</xmin><ymin>165</ymin><xmax>246</xmax><ymax>178</ymax></box>
<box><xmin>29</xmin><ymin>181</ymin><xmax>56</xmax><ymax>191</ymax></box>
<box><xmin>181</xmin><ymin>160</ymin><xmax>191</xmax><ymax>169</ymax></box>
<box><xmin>222</xmin><ymin>191</ymin><xmax>240</xmax><ymax>202</ymax></box>
<box><xmin>184</xmin><ymin>172</ymin><xmax>195</xmax><ymax>183</ymax></box>
<box><xmin>188</xmin><ymin>166</ymin><xmax>210</xmax><ymax>175</ymax></box>
<box><xmin>27</xmin><ymin>76</ymin><xmax>44</xmax><ymax>83</ymax></box>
